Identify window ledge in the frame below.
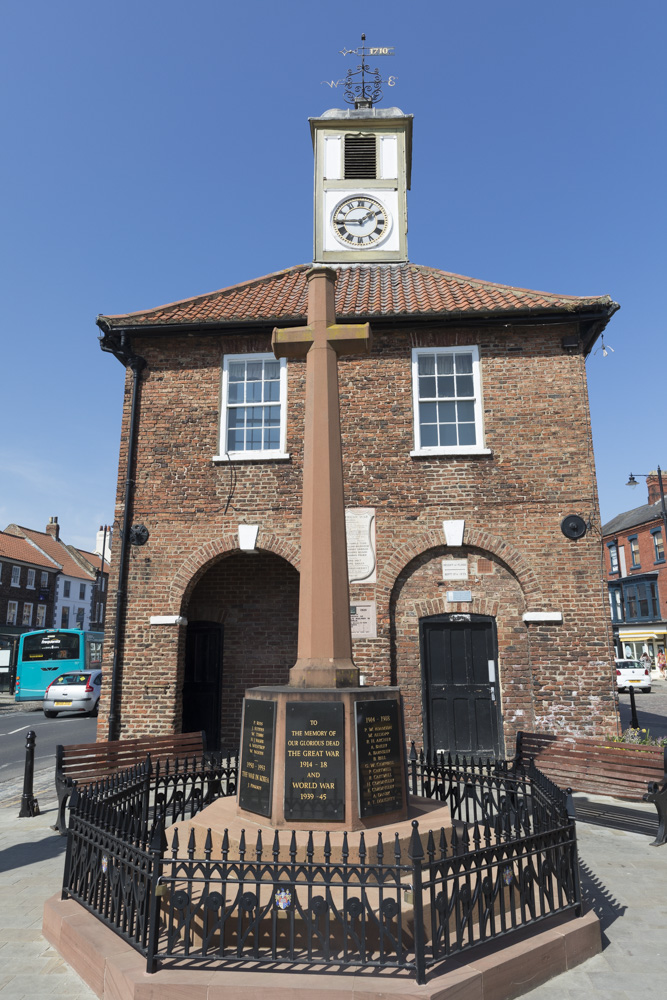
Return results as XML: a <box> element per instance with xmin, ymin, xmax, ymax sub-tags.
<box><xmin>410</xmin><ymin>447</ymin><xmax>493</xmax><ymax>458</ymax></box>
<box><xmin>212</xmin><ymin>452</ymin><xmax>291</xmax><ymax>463</ymax></box>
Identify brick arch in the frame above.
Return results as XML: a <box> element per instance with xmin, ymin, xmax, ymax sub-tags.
<box><xmin>379</xmin><ymin>526</ymin><xmax>544</xmax><ymax>608</ymax></box>
<box><xmin>169</xmin><ymin>531</ymin><xmax>301</xmax><ymax>615</ymax></box>
<box><xmin>412</xmin><ymin>597</ymin><xmax>501</xmax><ymax>620</ymax></box>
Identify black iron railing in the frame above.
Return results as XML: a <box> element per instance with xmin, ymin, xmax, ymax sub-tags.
<box><xmin>61</xmin><ymin>748</ymin><xmax>581</xmax><ymax>984</ymax></box>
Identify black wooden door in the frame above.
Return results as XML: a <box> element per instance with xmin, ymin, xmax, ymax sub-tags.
<box><xmin>182</xmin><ymin>621</ymin><xmax>223</xmax><ymax>750</ymax></box>
<box><xmin>421</xmin><ymin>615</ymin><xmax>502</xmax><ymax>756</ymax></box>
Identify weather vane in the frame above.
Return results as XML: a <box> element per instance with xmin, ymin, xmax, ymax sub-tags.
<box><xmin>321</xmin><ymin>34</ymin><xmax>396</xmax><ymax>109</ymax></box>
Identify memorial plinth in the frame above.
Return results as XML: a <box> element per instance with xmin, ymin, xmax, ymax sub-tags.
<box><xmin>237</xmin><ymin>686</ymin><xmax>408</xmax><ymax>831</ymax></box>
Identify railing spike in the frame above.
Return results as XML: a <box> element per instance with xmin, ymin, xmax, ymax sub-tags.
<box><xmin>427</xmin><ymin>829</ymin><xmax>435</xmax><ymax>860</ymax></box>
<box><xmin>272</xmin><ymin>830</ymin><xmax>280</xmax><ymax>862</ymax></box>
<box><xmin>358</xmin><ymin>831</ymin><xmax>366</xmax><ymax>863</ymax></box>
<box><xmin>342</xmin><ymin>831</ymin><xmax>349</xmax><ymax>862</ymax></box>
<box><xmin>394</xmin><ymin>831</ymin><xmax>401</xmax><ymax>863</ymax></box>
<box><xmin>239</xmin><ymin>829</ymin><xmax>246</xmax><ymax>859</ymax></box>
<box><xmin>171</xmin><ymin>827</ymin><xmax>179</xmax><ymax>857</ymax></box>
<box><xmin>205</xmin><ymin>828</ymin><xmax>212</xmax><ymax>860</ymax></box>
<box><xmin>439</xmin><ymin>825</ymin><xmax>448</xmax><ymax>858</ymax></box>
<box><xmin>408</xmin><ymin>820</ymin><xmax>423</xmax><ymax>861</ymax></box>
<box><xmin>222</xmin><ymin>828</ymin><xmax>229</xmax><ymax>859</ymax></box>
<box><xmin>256</xmin><ymin>828</ymin><xmax>263</xmax><ymax>861</ymax></box>
<box><xmin>324</xmin><ymin>831</ymin><xmax>331</xmax><ymax>863</ymax></box>
<box><xmin>376</xmin><ymin>831</ymin><xmax>384</xmax><ymax>864</ymax></box>
<box><xmin>289</xmin><ymin>830</ymin><xmax>297</xmax><ymax>862</ymax></box>
<box><xmin>307</xmin><ymin>831</ymin><xmax>314</xmax><ymax>863</ymax></box>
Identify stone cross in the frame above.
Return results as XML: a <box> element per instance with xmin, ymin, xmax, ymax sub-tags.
<box><xmin>272</xmin><ymin>268</ymin><xmax>371</xmax><ymax>688</ymax></box>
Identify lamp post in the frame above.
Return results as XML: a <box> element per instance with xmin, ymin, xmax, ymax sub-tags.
<box><xmin>626</xmin><ymin>465</ymin><xmax>667</xmax><ymax>557</ymax></box>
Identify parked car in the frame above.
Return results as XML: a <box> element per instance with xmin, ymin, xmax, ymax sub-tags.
<box><xmin>615</xmin><ymin>658</ymin><xmax>651</xmax><ymax>694</ymax></box>
<box><xmin>43</xmin><ymin>671</ymin><xmax>102</xmax><ymax>718</ymax></box>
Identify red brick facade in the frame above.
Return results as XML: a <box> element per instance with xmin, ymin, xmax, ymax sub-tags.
<box><xmin>98</xmin><ymin>313</ymin><xmax>620</xmax><ymax>749</ymax></box>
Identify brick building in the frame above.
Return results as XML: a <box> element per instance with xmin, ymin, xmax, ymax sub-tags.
<box><xmin>0</xmin><ymin>530</ymin><xmax>60</xmax><ymax>631</ymax></box>
<box><xmin>4</xmin><ymin>518</ymin><xmax>109</xmax><ymax>632</ymax></box>
<box><xmin>602</xmin><ymin>472</ymin><xmax>667</xmax><ymax>662</ymax></box>
<box><xmin>97</xmin><ymin>102</ymin><xmax>620</xmax><ymax>752</ymax></box>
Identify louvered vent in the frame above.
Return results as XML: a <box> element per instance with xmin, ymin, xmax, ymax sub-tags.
<box><xmin>344</xmin><ymin>135</ymin><xmax>377</xmax><ymax>179</ymax></box>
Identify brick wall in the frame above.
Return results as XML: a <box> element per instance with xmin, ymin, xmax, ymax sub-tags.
<box><xmin>97</xmin><ymin>319</ymin><xmax>619</xmax><ymax>746</ymax></box>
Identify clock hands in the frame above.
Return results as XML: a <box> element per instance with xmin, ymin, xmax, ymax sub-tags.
<box><xmin>338</xmin><ymin>209</ymin><xmax>381</xmax><ymax>226</ymax></box>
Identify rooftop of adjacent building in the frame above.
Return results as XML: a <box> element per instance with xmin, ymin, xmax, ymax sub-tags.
<box><xmin>3</xmin><ymin>519</ymin><xmax>108</xmax><ymax>581</ymax></box>
<box><xmin>602</xmin><ymin>474</ymin><xmax>666</xmax><ymax>535</ymax></box>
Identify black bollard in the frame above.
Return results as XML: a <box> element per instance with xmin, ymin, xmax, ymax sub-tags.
<box><xmin>18</xmin><ymin>730</ymin><xmax>40</xmax><ymax>818</ymax></box>
<box><xmin>628</xmin><ymin>685</ymin><xmax>640</xmax><ymax>731</ymax></box>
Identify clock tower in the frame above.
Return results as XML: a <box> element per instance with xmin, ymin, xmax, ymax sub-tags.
<box><xmin>311</xmin><ymin>105</ymin><xmax>412</xmax><ymax>263</ymax></box>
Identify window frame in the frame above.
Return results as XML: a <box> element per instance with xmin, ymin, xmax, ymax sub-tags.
<box><xmin>27</xmin><ymin>568</ymin><xmax>36</xmax><ymax>589</ymax></box>
<box><xmin>41</xmin><ymin>571</ymin><xmax>49</xmax><ymax>587</ymax></box>
<box><xmin>628</xmin><ymin>535</ymin><xmax>641</xmax><ymax>569</ymax></box>
<box><xmin>7</xmin><ymin>601</ymin><xmax>18</xmax><ymax>625</ymax></box>
<box><xmin>410</xmin><ymin>345</ymin><xmax>490</xmax><ymax>457</ymax></box>
<box><xmin>215</xmin><ymin>353</ymin><xmax>289</xmax><ymax>462</ymax></box>
<box><xmin>11</xmin><ymin>565</ymin><xmax>21</xmax><ymax>587</ymax></box>
<box><xmin>607</xmin><ymin>541</ymin><xmax>619</xmax><ymax>574</ymax></box>
<box><xmin>651</xmin><ymin>527</ymin><xmax>665</xmax><ymax>564</ymax></box>
<box><xmin>22</xmin><ymin>603</ymin><xmax>33</xmax><ymax>626</ymax></box>
<box><xmin>36</xmin><ymin>604</ymin><xmax>47</xmax><ymax>628</ymax></box>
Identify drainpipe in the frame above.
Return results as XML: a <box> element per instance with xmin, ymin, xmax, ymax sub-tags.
<box><xmin>108</xmin><ymin>336</ymin><xmax>146</xmax><ymax>741</ymax></box>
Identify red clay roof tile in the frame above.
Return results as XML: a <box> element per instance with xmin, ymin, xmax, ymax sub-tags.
<box><xmin>98</xmin><ymin>262</ymin><xmax>617</xmax><ymax>330</ymax></box>
<box><xmin>0</xmin><ymin>531</ymin><xmax>61</xmax><ymax>568</ymax></box>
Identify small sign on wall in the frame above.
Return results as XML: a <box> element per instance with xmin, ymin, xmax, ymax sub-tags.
<box><xmin>350</xmin><ymin>601</ymin><xmax>377</xmax><ymax>639</ymax></box>
<box><xmin>442</xmin><ymin>559</ymin><xmax>468</xmax><ymax>581</ymax></box>
<box><xmin>346</xmin><ymin>508</ymin><xmax>376</xmax><ymax>584</ymax></box>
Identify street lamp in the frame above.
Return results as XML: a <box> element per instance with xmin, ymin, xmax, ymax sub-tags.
<box><xmin>626</xmin><ymin>466</ymin><xmax>667</xmax><ymax>546</ymax></box>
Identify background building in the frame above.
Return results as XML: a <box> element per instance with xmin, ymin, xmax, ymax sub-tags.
<box><xmin>602</xmin><ymin>471</ymin><xmax>667</xmax><ymax>662</ymax></box>
<box><xmin>3</xmin><ymin>518</ymin><xmax>109</xmax><ymax>633</ymax></box>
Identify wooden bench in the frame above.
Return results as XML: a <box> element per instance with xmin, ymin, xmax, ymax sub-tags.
<box><xmin>54</xmin><ymin>730</ymin><xmax>206</xmax><ymax>834</ymax></box>
<box><xmin>515</xmin><ymin>730</ymin><xmax>667</xmax><ymax>846</ymax></box>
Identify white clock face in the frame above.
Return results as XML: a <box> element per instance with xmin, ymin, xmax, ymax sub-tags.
<box><xmin>331</xmin><ymin>195</ymin><xmax>389</xmax><ymax>247</ymax></box>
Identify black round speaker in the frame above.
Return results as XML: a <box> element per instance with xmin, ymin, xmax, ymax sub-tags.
<box><xmin>560</xmin><ymin>515</ymin><xmax>587</xmax><ymax>540</ymax></box>
<box><xmin>129</xmin><ymin>523</ymin><xmax>150</xmax><ymax>546</ymax></box>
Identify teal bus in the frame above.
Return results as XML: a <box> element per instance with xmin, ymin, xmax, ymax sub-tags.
<box><xmin>14</xmin><ymin>629</ymin><xmax>104</xmax><ymax>702</ymax></box>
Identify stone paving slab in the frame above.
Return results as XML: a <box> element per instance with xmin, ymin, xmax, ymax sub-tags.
<box><xmin>0</xmin><ymin>784</ymin><xmax>665</xmax><ymax>999</ymax></box>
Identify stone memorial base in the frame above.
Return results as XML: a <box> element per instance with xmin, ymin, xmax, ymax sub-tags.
<box><xmin>237</xmin><ymin>685</ymin><xmax>408</xmax><ymax>832</ymax></box>
<box><xmin>172</xmin><ymin>791</ymin><xmax>454</xmax><ymax>863</ymax></box>
<box><xmin>43</xmin><ymin>893</ymin><xmax>602</xmax><ymax>1000</ymax></box>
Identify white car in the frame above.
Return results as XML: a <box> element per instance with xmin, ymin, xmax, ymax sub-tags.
<box><xmin>615</xmin><ymin>658</ymin><xmax>651</xmax><ymax>693</ymax></box>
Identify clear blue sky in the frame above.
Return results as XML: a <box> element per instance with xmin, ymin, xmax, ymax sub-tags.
<box><xmin>1</xmin><ymin>0</ymin><xmax>665</xmax><ymax>549</ymax></box>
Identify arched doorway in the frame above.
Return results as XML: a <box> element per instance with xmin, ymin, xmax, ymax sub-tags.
<box><xmin>420</xmin><ymin>613</ymin><xmax>502</xmax><ymax>757</ymax></box>
<box><xmin>182</xmin><ymin>621</ymin><xmax>224</xmax><ymax>750</ymax></box>
<box><xmin>183</xmin><ymin>550</ymin><xmax>299</xmax><ymax>749</ymax></box>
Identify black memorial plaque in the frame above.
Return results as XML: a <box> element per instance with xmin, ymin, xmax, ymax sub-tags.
<box><xmin>284</xmin><ymin>702</ymin><xmax>345</xmax><ymax>822</ymax></box>
<box><xmin>355</xmin><ymin>699</ymin><xmax>404</xmax><ymax>818</ymax></box>
<box><xmin>239</xmin><ymin>699</ymin><xmax>276</xmax><ymax>817</ymax></box>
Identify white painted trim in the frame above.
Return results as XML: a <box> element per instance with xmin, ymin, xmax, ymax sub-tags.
<box><xmin>219</xmin><ymin>353</ymin><xmax>288</xmax><ymax>460</ymax></box>
<box><xmin>212</xmin><ymin>453</ymin><xmax>290</xmax><ymax>463</ymax></box>
<box><xmin>411</xmin><ymin>345</ymin><xmax>488</xmax><ymax>455</ymax></box>
<box><xmin>150</xmin><ymin>615</ymin><xmax>188</xmax><ymax>626</ymax></box>
<box><xmin>411</xmin><ymin>448</ymin><xmax>493</xmax><ymax>457</ymax></box>
<box><xmin>238</xmin><ymin>524</ymin><xmax>259</xmax><ymax>551</ymax></box>
<box><xmin>442</xmin><ymin>519</ymin><xmax>465</xmax><ymax>547</ymax></box>
<box><xmin>522</xmin><ymin>612</ymin><xmax>563</xmax><ymax>623</ymax></box>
